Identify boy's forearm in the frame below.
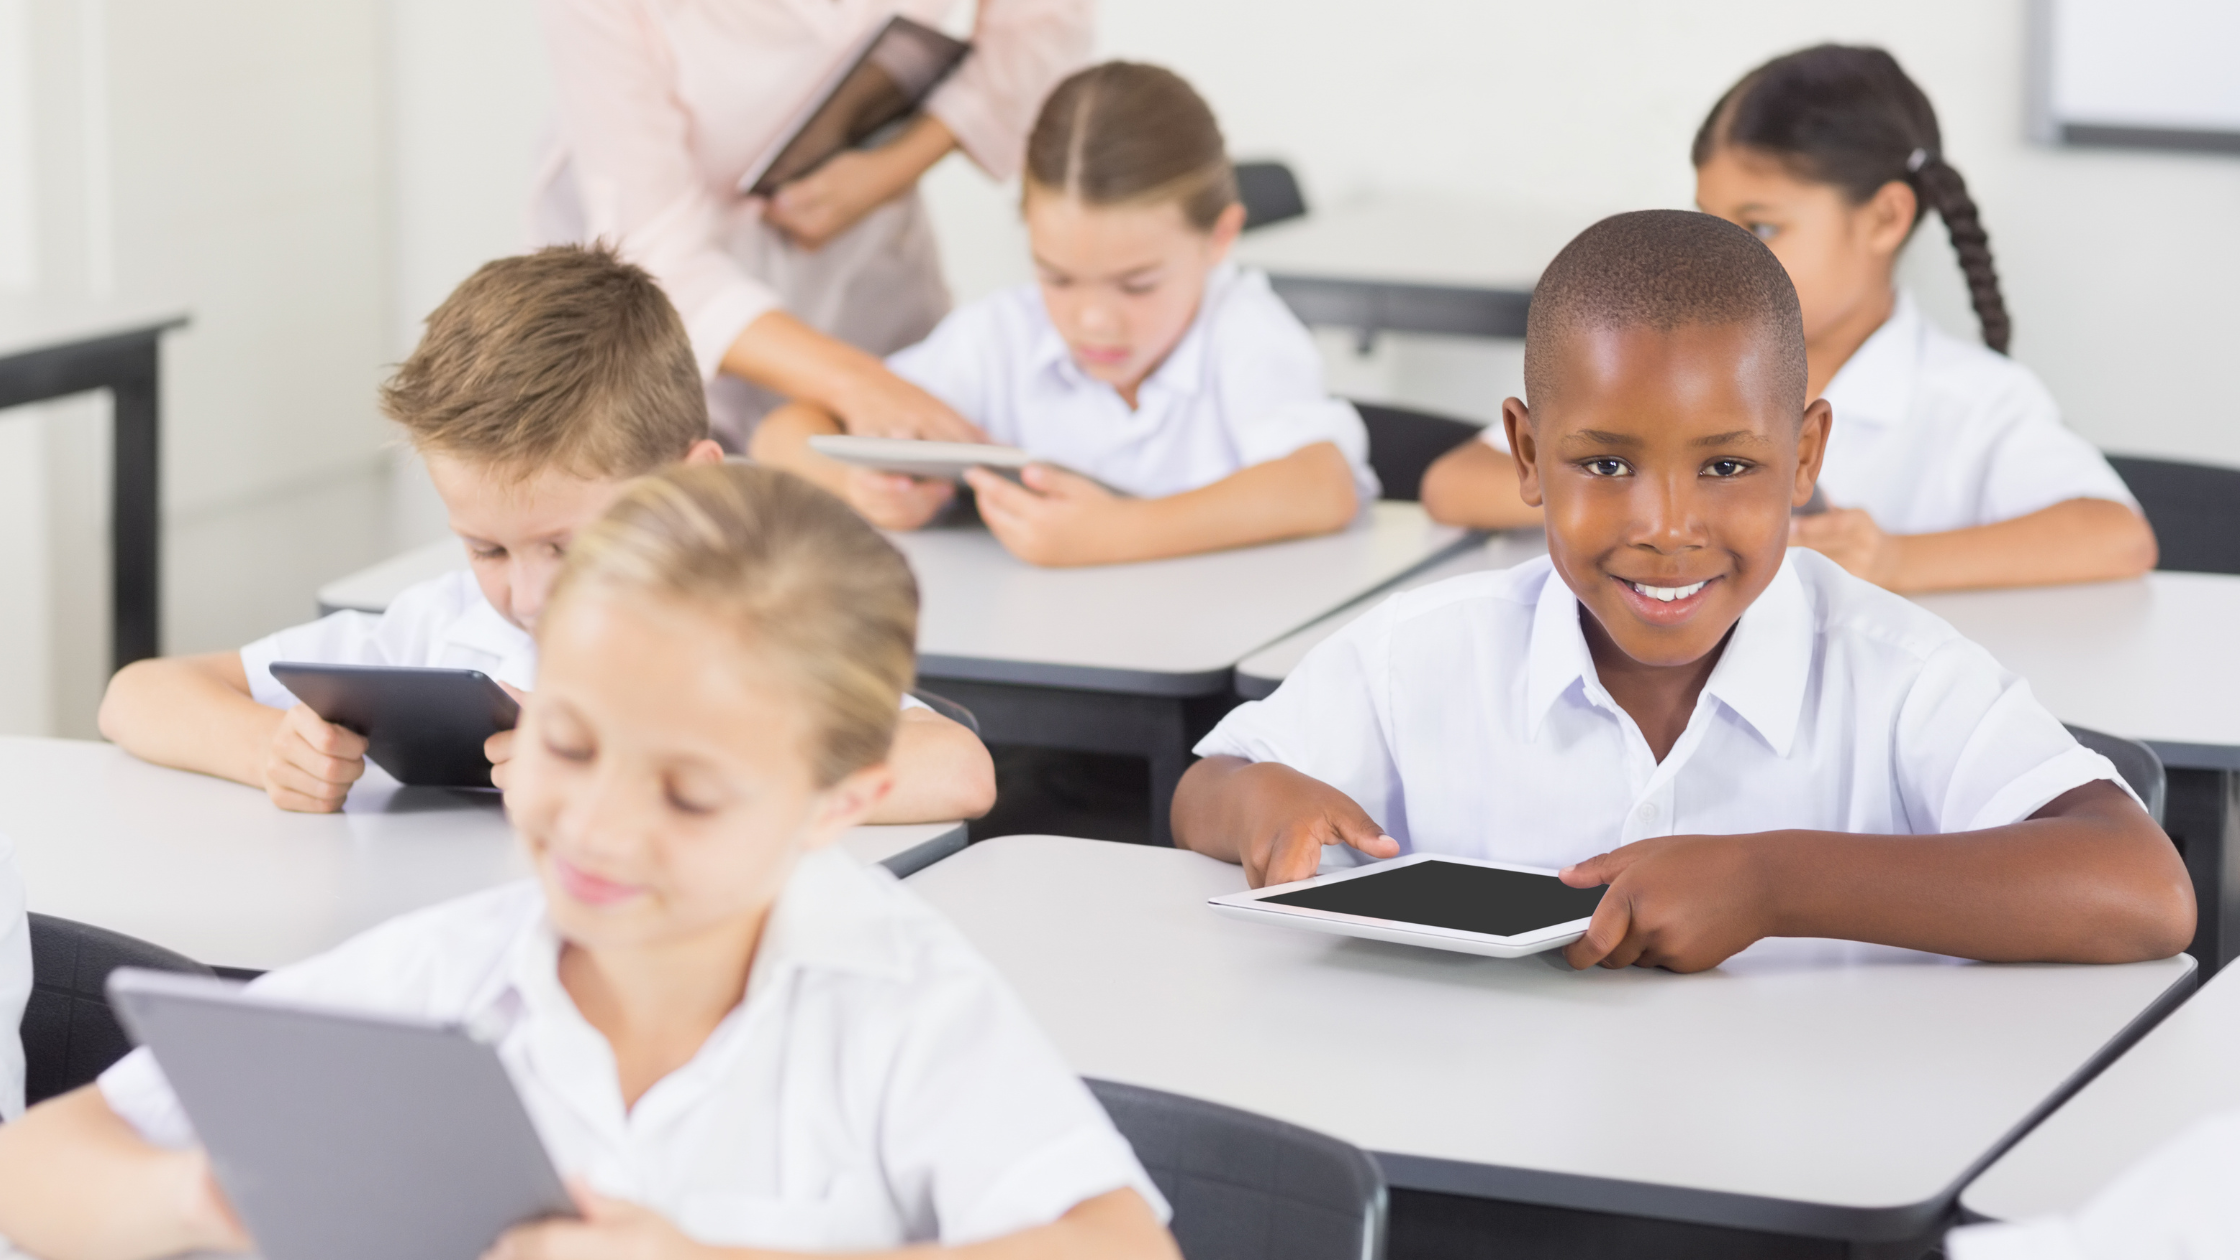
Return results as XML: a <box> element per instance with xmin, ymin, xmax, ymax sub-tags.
<box><xmin>0</xmin><ymin>1088</ymin><xmax>221</xmax><ymax>1260</ymax></box>
<box><xmin>97</xmin><ymin>654</ymin><xmax>279</xmax><ymax>789</ymax></box>
<box><xmin>1420</xmin><ymin>442</ymin><xmax>1545</xmax><ymax>531</ymax></box>
<box><xmin>1103</xmin><ymin>443</ymin><xmax>1358</xmax><ymax>563</ymax></box>
<box><xmin>872</xmin><ymin>712</ymin><xmax>995</xmax><ymax>822</ymax></box>
<box><xmin>1750</xmin><ymin>784</ymin><xmax>2194</xmax><ymax>962</ymax></box>
<box><xmin>1170</xmin><ymin>756</ymin><xmax>1255</xmax><ymax>862</ymax></box>
<box><xmin>1890</xmin><ymin>498</ymin><xmax>2158</xmax><ymax>593</ymax></box>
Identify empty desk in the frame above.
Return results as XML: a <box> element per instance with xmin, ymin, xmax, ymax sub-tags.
<box><xmin>908</xmin><ymin>836</ymin><xmax>2192</xmax><ymax>1251</ymax></box>
<box><xmin>0</xmin><ymin>736</ymin><xmax>964</xmax><ymax>971</ymax></box>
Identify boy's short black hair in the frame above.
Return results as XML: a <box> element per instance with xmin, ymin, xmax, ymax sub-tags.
<box><xmin>1523</xmin><ymin>209</ymin><xmax>1807</xmax><ymax>409</ymax></box>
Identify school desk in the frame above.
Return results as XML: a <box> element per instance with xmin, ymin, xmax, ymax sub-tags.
<box><xmin>1237</xmin><ymin>559</ymin><xmax>2240</xmax><ymax>976</ymax></box>
<box><xmin>0</xmin><ymin>736</ymin><xmax>965</xmax><ymax>971</ymax></box>
<box><xmin>0</xmin><ymin>299</ymin><xmax>189</xmax><ymax>669</ymax></box>
<box><xmin>1233</xmin><ymin>195</ymin><xmax>1578</xmax><ymax>347</ymax></box>
<box><xmin>1960</xmin><ymin>961</ymin><xmax>2240</xmax><ymax>1223</ymax></box>
<box><xmin>316</xmin><ymin>506</ymin><xmax>1475</xmax><ymax>844</ymax></box>
<box><xmin>907</xmin><ymin>835</ymin><xmax>2194</xmax><ymax>1251</ymax></box>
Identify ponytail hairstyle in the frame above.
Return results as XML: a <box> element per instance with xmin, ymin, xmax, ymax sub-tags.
<box><xmin>1023</xmin><ymin>61</ymin><xmax>1239</xmax><ymax>231</ymax></box>
<box><xmin>1691</xmin><ymin>45</ymin><xmax>2011</xmax><ymax>354</ymax></box>
<box><xmin>546</xmin><ymin>463</ymin><xmax>919</xmax><ymax>789</ymax></box>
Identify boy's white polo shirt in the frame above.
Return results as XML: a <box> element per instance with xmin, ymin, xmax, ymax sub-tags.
<box><xmin>1477</xmin><ymin>293</ymin><xmax>2135</xmax><ymax>535</ymax></box>
<box><xmin>98</xmin><ymin>847</ymin><xmax>1164</xmax><ymax>1250</ymax></box>
<box><xmin>886</xmin><ymin>263</ymin><xmax>1380</xmax><ymax>505</ymax></box>
<box><xmin>1196</xmin><ymin>549</ymin><xmax>2121</xmax><ymax>868</ymax></box>
<box><xmin>0</xmin><ymin>833</ymin><xmax>30</xmax><ymax>1121</ymax></box>
<box><xmin>239</xmin><ymin>569</ymin><xmax>535</xmax><ymax>710</ymax></box>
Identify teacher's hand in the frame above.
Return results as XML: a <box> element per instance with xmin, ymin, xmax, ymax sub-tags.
<box><xmin>766</xmin><ymin>149</ymin><xmax>895</xmax><ymax>251</ymax></box>
<box><xmin>833</xmin><ymin>366</ymin><xmax>989</xmax><ymax>443</ymax></box>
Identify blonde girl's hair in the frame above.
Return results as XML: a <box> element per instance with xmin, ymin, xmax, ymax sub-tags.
<box><xmin>545</xmin><ymin>462</ymin><xmax>918</xmax><ymax>787</ymax></box>
<box><xmin>1024</xmin><ymin>61</ymin><xmax>1238</xmax><ymax>230</ymax></box>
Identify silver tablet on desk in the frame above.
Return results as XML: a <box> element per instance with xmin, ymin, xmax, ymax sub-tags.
<box><xmin>1208</xmin><ymin>852</ymin><xmax>1608</xmax><ymax>959</ymax></box>
<box><xmin>108</xmin><ymin>969</ymin><xmax>573</xmax><ymax>1260</ymax></box>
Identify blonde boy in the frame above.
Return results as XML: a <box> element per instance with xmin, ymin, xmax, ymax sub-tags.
<box><xmin>99</xmin><ymin>245</ymin><xmax>994</xmax><ymax>822</ymax></box>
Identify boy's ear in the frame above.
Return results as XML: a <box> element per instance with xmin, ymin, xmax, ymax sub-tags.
<box><xmin>1503</xmin><ymin>398</ymin><xmax>1545</xmax><ymax>508</ymax></box>
<box><xmin>1205</xmin><ymin>201</ymin><xmax>1248</xmax><ymax>263</ymax></box>
<box><xmin>683</xmin><ymin>438</ymin><xmax>726</xmax><ymax>466</ymax></box>
<box><xmin>1793</xmin><ymin>398</ymin><xmax>1834</xmax><ymax>509</ymax></box>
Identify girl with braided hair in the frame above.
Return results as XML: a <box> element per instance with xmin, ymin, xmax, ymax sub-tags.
<box><xmin>1424</xmin><ymin>45</ymin><xmax>2156</xmax><ymax>594</ymax></box>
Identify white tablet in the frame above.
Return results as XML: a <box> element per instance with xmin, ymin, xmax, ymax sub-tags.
<box><xmin>808</xmin><ymin>435</ymin><xmax>1035</xmax><ymax>482</ymax></box>
<box><xmin>1208</xmin><ymin>853</ymin><xmax>1608</xmax><ymax>959</ymax></box>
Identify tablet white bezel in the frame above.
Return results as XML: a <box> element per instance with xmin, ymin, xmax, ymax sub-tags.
<box><xmin>1206</xmin><ymin>852</ymin><xmax>1598</xmax><ymax>959</ymax></box>
<box><xmin>807</xmin><ymin>435</ymin><xmax>1034</xmax><ymax>483</ymax></box>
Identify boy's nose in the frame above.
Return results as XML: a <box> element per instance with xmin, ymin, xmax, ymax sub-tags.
<box><xmin>1630</xmin><ymin>473</ymin><xmax>1708</xmax><ymax>551</ymax></box>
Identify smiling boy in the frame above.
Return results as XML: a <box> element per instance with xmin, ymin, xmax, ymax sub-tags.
<box><xmin>1173</xmin><ymin>210</ymin><xmax>2193</xmax><ymax>972</ymax></box>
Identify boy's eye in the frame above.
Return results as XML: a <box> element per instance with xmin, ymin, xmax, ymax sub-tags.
<box><xmin>1747</xmin><ymin>222</ymin><xmax>1778</xmax><ymax>241</ymax></box>
<box><xmin>1119</xmin><ymin>279</ymin><xmax>1159</xmax><ymax>296</ymax></box>
<box><xmin>1581</xmin><ymin>457</ymin><xmax>1632</xmax><ymax>478</ymax></box>
<box><xmin>1703</xmin><ymin>458</ymin><xmax>1752</xmax><ymax>478</ymax></box>
<box><xmin>471</xmin><ymin>546</ymin><xmax>506</xmax><ymax>562</ymax></box>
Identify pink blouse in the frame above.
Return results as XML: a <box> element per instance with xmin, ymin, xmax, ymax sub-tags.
<box><xmin>532</xmin><ymin>0</ymin><xmax>1090</xmax><ymax>397</ymax></box>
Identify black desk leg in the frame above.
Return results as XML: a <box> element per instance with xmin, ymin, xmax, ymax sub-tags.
<box><xmin>109</xmin><ymin>341</ymin><xmax>162</xmax><ymax>671</ymax></box>
<box><xmin>2165</xmin><ymin>768</ymin><xmax>2238</xmax><ymax>979</ymax></box>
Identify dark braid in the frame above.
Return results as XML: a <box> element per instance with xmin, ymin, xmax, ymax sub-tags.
<box><xmin>1692</xmin><ymin>44</ymin><xmax>2014</xmax><ymax>354</ymax></box>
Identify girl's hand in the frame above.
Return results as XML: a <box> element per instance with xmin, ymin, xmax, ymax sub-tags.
<box><xmin>485</xmin><ymin>1182</ymin><xmax>716</xmax><ymax>1260</ymax></box>
<box><xmin>1559</xmin><ymin>835</ymin><xmax>1777</xmax><ymax>973</ymax></box>
<box><xmin>843</xmin><ymin>467</ymin><xmax>956</xmax><ymax>531</ymax></box>
<box><xmin>1790</xmin><ymin>507</ymin><xmax>1905</xmax><ymax>588</ymax></box>
<box><xmin>763</xmin><ymin>149</ymin><xmax>897</xmax><ymax>251</ymax></box>
<box><xmin>262</xmin><ymin>703</ymin><xmax>369</xmax><ymax>813</ymax></box>
<box><xmin>964</xmin><ymin>465</ymin><xmax>1137</xmax><ymax>567</ymax></box>
<box><xmin>485</xmin><ymin>682</ymin><xmax>530</xmax><ymax>791</ymax></box>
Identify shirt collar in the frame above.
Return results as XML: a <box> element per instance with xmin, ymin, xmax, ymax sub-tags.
<box><xmin>1030</xmin><ymin>263</ymin><xmax>1234</xmax><ymax>402</ymax></box>
<box><xmin>1522</xmin><ymin>553</ymin><xmax>1814</xmax><ymax>757</ymax></box>
<box><xmin>1819</xmin><ymin>290</ymin><xmax>1923</xmax><ymax>431</ymax></box>
<box><xmin>440</xmin><ymin>577</ymin><xmax>537</xmax><ymax>662</ymax></box>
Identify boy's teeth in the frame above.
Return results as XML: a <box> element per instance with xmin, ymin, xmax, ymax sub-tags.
<box><xmin>1630</xmin><ymin>580</ymin><xmax>1707</xmax><ymax>603</ymax></box>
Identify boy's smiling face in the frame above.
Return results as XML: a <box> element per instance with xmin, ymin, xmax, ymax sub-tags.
<box><xmin>1507</xmin><ymin>320</ymin><xmax>1832</xmax><ymax>668</ymax></box>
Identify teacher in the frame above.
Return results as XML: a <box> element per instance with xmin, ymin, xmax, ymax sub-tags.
<box><xmin>531</xmin><ymin>0</ymin><xmax>1090</xmax><ymax>447</ymax></box>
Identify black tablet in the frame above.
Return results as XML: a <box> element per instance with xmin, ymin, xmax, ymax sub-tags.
<box><xmin>740</xmin><ymin>16</ymin><xmax>971</xmax><ymax>197</ymax></box>
<box><xmin>1209</xmin><ymin>854</ymin><xmax>1607</xmax><ymax>958</ymax></box>
<box><xmin>267</xmin><ymin>663</ymin><xmax>520</xmax><ymax>789</ymax></box>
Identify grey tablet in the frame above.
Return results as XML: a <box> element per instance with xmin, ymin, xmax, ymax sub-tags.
<box><xmin>809</xmin><ymin>434</ymin><xmax>1036</xmax><ymax>482</ymax></box>
<box><xmin>1208</xmin><ymin>853</ymin><xmax>1607</xmax><ymax>959</ymax></box>
<box><xmin>269</xmin><ymin>662</ymin><xmax>520</xmax><ymax>789</ymax></box>
<box><xmin>108</xmin><ymin>968</ymin><xmax>574</xmax><ymax>1260</ymax></box>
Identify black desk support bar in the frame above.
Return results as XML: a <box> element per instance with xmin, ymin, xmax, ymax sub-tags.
<box><xmin>1269</xmin><ymin>274</ymin><xmax>1531</xmax><ymax>349</ymax></box>
<box><xmin>0</xmin><ymin>319</ymin><xmax>183</xmax><ymax>673</ymax></box>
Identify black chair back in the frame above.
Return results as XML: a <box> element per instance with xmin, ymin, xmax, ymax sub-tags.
<box><xmin>2065</xmin><ymin>725</ymin><xmax>2167</xmax><ymax>826</ymax></box>
<box><xmin>1089</xmin><ymin>1078</ymin><xmax>1385</xmax><ymax>1260</ymax></box>
<box><xmin>1235</xmin><ymin>162</ymin><xmax>1307</xmax><ymax>231</ymax></box>
<box><xmin>909</xmin><ymin>689</ymin><xmax>981</xmax><ymax>737</ymax></box>
<box><xmin>2106</xmin><ymin>455</ymin><xmax>2240</xmax><ymax>575</ymax></box>
<box><xmin>1354</xmin><ymin>402</ymin><xmax>1481</xmax><ymax>502</ymax></box>
<box><xmin>21</xmin><ymin>914</ymin><xmax>212</xmax><ymax>1106</ymax></box>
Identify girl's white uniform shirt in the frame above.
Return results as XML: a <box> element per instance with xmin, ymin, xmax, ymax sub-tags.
<box><xmin>1947</xmin><ymin>1110</ymin><xmax>2240</xmax><ymax>1260</ymax></box>
<box><xmin>238</xmin><ymin>569</ymin><xmax>537</xmax><ymax>711</ymax></box>
<box><xmin>0</xmin><ymin>833</ymin><xmax>30</xmax><ymax>1121</ymax></box>
<box><xmin>886</xmin><ymin>264</ymin><xmax>1380</xmax><ymax>504</ymax></box>
<box><xmin>99</xmin><ymin>847</ymin><xmax>1164</xmax><ymax>1250</ymax></box>
<box><xmin>1197</xmin><ymin>549</ymin><xmax>2120</xmax><ymax>868</ymax></box>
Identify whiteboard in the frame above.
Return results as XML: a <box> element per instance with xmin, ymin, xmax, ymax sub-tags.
<box><xmin>2031</xmin><ymin>0</ymin><xmax>2240</xmax><ymax>154</ymax></box>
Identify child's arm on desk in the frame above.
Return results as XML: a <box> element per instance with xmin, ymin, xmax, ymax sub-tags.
<box><xmin>748</xmin><ymin>402</ymin><xmax>958</xmax><ymax>531</ymax></box>
<box><xmin>1420</xmin><ymin>441</ymin><xmax>1544</xmax><ymax>531</ymax></box>
<box><xmin>1790</xmin><ymin>498</ymin><xmax>2158</xmax><ymax>592</ymax></box>
<box><xmin>877</xmin><ymin>708</ymin><xmax>996</xmax><ymax>822</ymax></box>
<box><xmin>0</xmin><ymin>1086</ymin><xmax>250</xmax><ymax>1260</ymax></box>
<box><xmin>1171</xmin><ymin>755</ymin><xmax>1400</xmax><ymax>886</ymax></box>
<box><xmin>963</xmin><ymin>441</ymin><xmax>1358</xmax><ymax>567</ymax></box>
<box><xmin>98</xmin><ymin>653</ymin><xmax>368</xmax><ymax>813</ymax></box>
<box><xmin>1559</xmin><ymin>780</ymin><xmax>2195</xmax><ymax>972</ymax></box>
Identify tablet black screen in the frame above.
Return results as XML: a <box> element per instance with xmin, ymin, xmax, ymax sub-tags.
<box><xmin>1262</xmin><ymin>860</ymin><xmax>1607</xmax><ymax>937</ymax></box>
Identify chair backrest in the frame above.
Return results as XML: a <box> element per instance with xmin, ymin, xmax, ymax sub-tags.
<box><xmin>1353</xmin><ymin>402</ymin><xmax>1482</xmax><ymax>502</ymax></box>
<box><xmin>2106</xmin><ymin>454</ymin><xmax>2240</xmax><ymax>575</ymax></box>
<box><xmin>21</xmin><ymin>914</ymin><xmax>213</xmax><ymax>1106</ymax></box>
<box><xmin>1088</xmin><ymin>1078</ymin><xmax>1385</xmax><ymax>1260</ymax></box>
<box><xmin>2066</xmin><ymin>724</ymin><xmax>2167</xmax><ymax>825</ymax></box>
<box><xmin>1234</xmin><ymin>162</ymin><xmax>1307</xmax><ymax>231</ymax></box>
<box><xmin>909</xmin><ymin>688</ymin><xmax>981</xmax><ymax>737</ymax></box>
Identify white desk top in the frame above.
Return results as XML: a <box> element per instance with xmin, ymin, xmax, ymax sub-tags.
<box><xmin>0</xmin><ymin>737</ymin><xmax>963</xmax><ymax>971</ymax></box>
<box><xmin>1233</xmin><ymin>194</ymin><xmax>1585</xmax><ymax>291</ymax></box>
<box><xmin>1962</xmin><ymin>961</ymin><xmax>2240</xmax><ymax>1222</ymax></box>
<box><xmin>317</xmin><ymin>507</ymin><xmax>1471</xmax><ymax>696</ymax></box>
<box><xmin>0</xmin><ymin>297</ymin><xmax>188</xmax><ymax>360</ymax></box>
<box><xmin>908</xmin><ymin>836</ymin><xmax>2193</xmax><ymax>1240</ymax></box>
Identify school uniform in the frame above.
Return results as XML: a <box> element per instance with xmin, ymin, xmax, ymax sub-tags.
<box><xmin>1196</xmin><ymin>548</ymin><xmax>2122</xmax><ymax>869</ymax></box>
<box><xmin>1477</xmin><ymin>293</ymin><xmax>2136</xmax><ymax>534</ymax></box>
<box><xmin>99</xmin><ymin>846</ymin><xmax>1164</xmax><ymax>1250</ymax></box>
<box><xmin>0</xmin><ymin>834</ymin><xmax>30</xmax><ymax>1121</ymax></box>
<box><xmin>886</xmin><ymin>263</ymin><xmax>1381</xmax><ymax>505</ymax></box>
<box><xmin>1947</xmin><ymin>1111</ymin><xmax>2240</xmax><ymax>1260</ymax></box>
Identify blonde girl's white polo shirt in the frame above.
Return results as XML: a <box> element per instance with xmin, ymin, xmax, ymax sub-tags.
<box><xmin>885</xmin><ymin>263</ymin><xmax>1381</xmax><ymax>505</ymax></box>
<box><xmin>98</xmin><ymin>847</ymin><xmax>1165</xmax><ymax>1250</ymax></box>
<box><xmin>1196</xmin><ymin>548</ymin><xmax>2122</xmax><ymax>869</ymax></box>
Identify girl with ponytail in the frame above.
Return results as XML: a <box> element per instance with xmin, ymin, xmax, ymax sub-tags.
<box><xmin>1425</xmin><ymin>45</ymin><xmax>2156</xmax><ymax>593</ymax></box>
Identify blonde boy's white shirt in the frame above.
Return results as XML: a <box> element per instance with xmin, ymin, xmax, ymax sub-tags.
<box><xmin>1478</xmin><ymin>293</ymin><xmax>2136</xmax><ymax>535</ymax></box>
<box><xmin>238</xmin><ymin>569</ymin><xmax>537</xmax><ymax>710</ymax></box>
<box><xmin>0</xmin><ymin>833</ymin><xmax>29</xmax><ymax>1121</ymax></box>
<box><xmin>885</xmin><ymin>263</ymin><xmax>1381</xmax><ymax>505</ymax></box>
<box><xmin>1946</xmin><ymin>1111</ymin><xmax>2240</xmax><ymax>1260</ymax></box>
<box><xmin>1196</xmin><ymin>549</ymin><xmax>2121</xmax><ymax>869</ymax></box>
<box><xmin>97</xmin><ymin>848</ymin><xmax>1164</xmax><ymax>1250</ymax></box>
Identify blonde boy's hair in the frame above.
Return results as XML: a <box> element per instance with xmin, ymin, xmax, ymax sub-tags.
<box><xmin>546</xmin><ymin>463</ymin><xmax>917</xmax><ymax>787</ymax></box>
<box><xmin>381</xmin><ymin>244</ymin><xmax>709</xmax><ymax>478</ymax></box>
